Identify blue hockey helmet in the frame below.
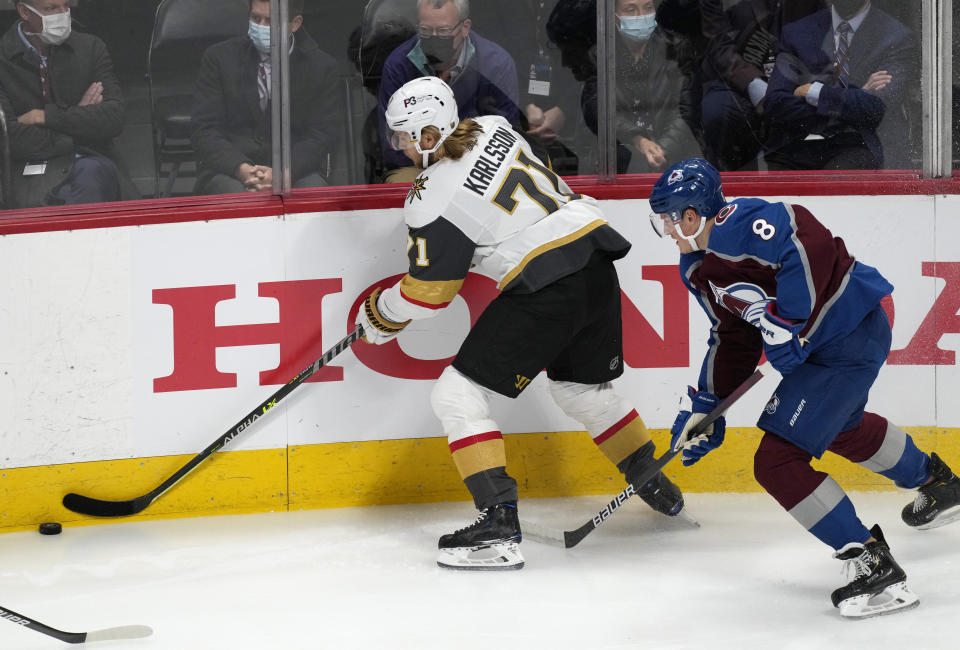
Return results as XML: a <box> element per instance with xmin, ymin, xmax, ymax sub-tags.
<box><xmin>649</xmin><ymin>158</ymin><xmax>726</xmax><ymax>227</ymax></box>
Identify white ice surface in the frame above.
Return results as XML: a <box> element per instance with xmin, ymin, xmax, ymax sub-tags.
<box><xmin>1</xmin><ymin>493</ymin><xmax>957</xmax><ymax>649</ymax></box>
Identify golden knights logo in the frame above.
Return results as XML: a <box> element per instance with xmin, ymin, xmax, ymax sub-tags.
<box><xmin>515</xmin><ymin>374</ymin><xmax>531</xmax><ymax>391</ymax></box>
<box><xmin>407</xmin><ymin>175</ymin><xmax>428</xmax><ymax>204</ymax></box>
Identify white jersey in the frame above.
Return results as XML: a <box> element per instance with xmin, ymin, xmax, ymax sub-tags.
<box><xmin>380</xmin><ymin>115</ymin><xmax>631</xmax><ymax>324</ymax></box>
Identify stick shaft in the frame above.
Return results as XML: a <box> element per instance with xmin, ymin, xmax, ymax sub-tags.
<box><xmin>556</xmin><ymin>363</ymin><xmax>773</xmax><ymax>548</ymax></box>
<box><xmin>63</xmin><ymin>326</ymin><xmax>364</xmax><ymax>517</ymax></box>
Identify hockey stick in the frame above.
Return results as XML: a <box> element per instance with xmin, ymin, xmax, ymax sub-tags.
<box><xmin>62</xmin><ymin>325</ymin><xmax>365</xmax><ymax>518</ymax></box>
<box><xmin>1</xmin><ymin>605</ymin><xmax>152</xmax><ymax>645</ymax></box>
<box><xmin>522</xmin><ymin>361</ymin><xmax>774</xmax><ymax>548</ymax></box>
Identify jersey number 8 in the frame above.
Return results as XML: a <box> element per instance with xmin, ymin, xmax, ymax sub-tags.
<box><xmin>752</xmin><ymin>218</ymin><xmax>777</xmax><ymax>241</ymax></box>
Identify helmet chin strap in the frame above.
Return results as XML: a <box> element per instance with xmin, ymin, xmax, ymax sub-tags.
<box><xmin>681</xmin><ymin>215</ymin><xmax>707</xmax><ymax>251</ymax></box>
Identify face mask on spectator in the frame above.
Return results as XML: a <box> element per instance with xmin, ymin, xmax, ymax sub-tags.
<box><xmin>248</xmin><ymin>21</ymin><xmax>271</xmax><ymax>55</ymax></box>
<box><xmin>23</xmin><ymin>4</ymin><xmax>71</xmax><ymax>45</ymax></box>
<box><xmin>420</xmin><ymin>35</ymin><xmax>456</xmax><ymax>67</ymax></box>
<box><xmin>618</xmin><ymin>13</ymin><xmax>656</xmax><ymax>43</ymax></box>
<box><xmin>832</xmin><ymin>0</ymin><xmax>866</xmax><ymax>20</ymax></box>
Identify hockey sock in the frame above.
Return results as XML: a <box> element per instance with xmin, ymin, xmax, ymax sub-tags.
<box><xmin>463</xmin><ymin>467</ymin><xmax>519</xmax><ymax>510</ymax></box>
<box><xmin>449</xmin><ymin>432</ymin><xmax>518</xmax><ymax>509</ymax></box>
<box><xmin>755</xmin><ymin>431</ymin><xmax>870</xmax><ymax>550</ymax></box>
<box><xmin>827</xmin><ymin>412</ymin><xmax>930</xmax><ymax>488</ymax></box>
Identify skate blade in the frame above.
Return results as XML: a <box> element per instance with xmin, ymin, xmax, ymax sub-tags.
<box><xmin>838</xmin><ymin>581</ymin><xmax>919</xmax><ymax>619</ymax></box>
<box><xmin>675</xmin><ymin>509</ymin><xmax>700</xmax><ymax>528</ymax></box>
<box><xmin>915</xmin><ymin>504</ymin><xmax>960</xmax><ymax>530</ymax></box>
<box><xmin>436</xmin><ymin>542</ymin><xmax>524</xmax><ymax>571</ymax></box>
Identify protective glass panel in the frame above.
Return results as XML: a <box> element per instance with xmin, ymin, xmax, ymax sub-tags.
<box><xmin>953</xmin><ymin>0</ymin><xmax>959</xmax><ymax>170</ymax></box>
<box><xmin>343</xmin><ymin>0</ymin><xmax>597</xmax><ymax>185</ymax></box>
<box><xmin>694</xmin><ymin>0</ymin><xmax>922</xmax><ymax>172</ymax></box>
<box><xmin>607</xmin><ymin>0</ymin><xmax>704</xmax><ymax>174</ymax></box>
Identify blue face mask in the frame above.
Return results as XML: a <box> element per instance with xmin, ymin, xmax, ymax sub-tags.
<box><xmin>248</xmin><ymin>21</ymin><xmax>271</xmax><ymax>55</ymax></box>
<box><xmin>618</xmin><ymin>13</ymin><xmax>657</xmax><ymax>43</ymax></box>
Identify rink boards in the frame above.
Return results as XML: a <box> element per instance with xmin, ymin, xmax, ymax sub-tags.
<box><xmin>1</xmin><ymin>194</ymin><xmax>959</xmax><ymax>530</ymax></box>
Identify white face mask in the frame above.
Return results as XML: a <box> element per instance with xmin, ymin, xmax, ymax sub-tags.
<box><xmin>618</xmin><ymin>13</ymin><xmax>656</xmax><ymax>43</ymax></box>
<box><xmin>248</xmin><ymin>21</ymin><xmax>271</xmax><ymax>55</ymax></box>
<box><xmin>23</xmin><ymin>3</ymin><xmax>72</xmax><ymax>46</ymax></box>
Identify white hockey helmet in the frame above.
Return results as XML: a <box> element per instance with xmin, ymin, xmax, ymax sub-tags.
<box><xmin>385</xmin><ymin>76</ymin><xmax>459</xmax><ymax>167</ymax></box>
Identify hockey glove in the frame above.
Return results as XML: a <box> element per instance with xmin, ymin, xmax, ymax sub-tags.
<box><xmin>670</xmin><ymin>386</ymin><xmax>725</xmax><ymax>467</ymax></box>
<box><xmin>758</xmin><ymin>302</ymin><xmax>810</xmax><ymax>375</ymax></box>
<box><xmin>355</xmin><ymin>287</ymin><xmax>410</xmax><ymax>345</ymax></box>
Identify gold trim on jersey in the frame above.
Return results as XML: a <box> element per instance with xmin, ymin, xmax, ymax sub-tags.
<box><xmin>451</xmin><ymin>438</ymin><xmax>507</xmax><ymax>479</ymax></box>
<box><xmin>399</xmin><ymin>275</ymin><xmax>464</xmax><ymax>307</ymax></box>
<box><xmin>497</xmin><ymin>219</ymin><xmax>608</xmax><ymax>291</ymax></box>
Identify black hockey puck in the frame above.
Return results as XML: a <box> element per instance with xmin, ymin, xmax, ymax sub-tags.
<box><xmin>38</xmin><ymin>522</ymin><xmax>62</xmax><ymax>535</ymax></box>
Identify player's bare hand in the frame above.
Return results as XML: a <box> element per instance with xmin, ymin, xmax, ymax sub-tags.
<box><xmin>864</xmin><ymin>71</ymin><xmax>892</xmax><ymax>91</ymax></box>
<box><xmin>793</xmin><ymin>83</ymin><xmax>812</xmax><ymax>97</ymax></box>
<box><xmin>78</xmin><ymin>82</ymin><xmax>103</xmax><ymax>106</ymax></box>
<box><xmin>17</xmin><ymin>109</ymin><xmax>45</xmax><ymax>125</ymax></box>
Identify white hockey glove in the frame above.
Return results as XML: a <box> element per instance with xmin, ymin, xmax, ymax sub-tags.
<box><xmin>670</xmin><ymin>386</ymin><xmax>725</xmax><ymax>467</ymax></box>
<box><xmin>355</xmin><ymin>287</ymin><xmax>410</xmax><ymax>345</ymax></box>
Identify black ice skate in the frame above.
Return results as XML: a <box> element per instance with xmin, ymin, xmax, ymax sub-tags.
<box><xmin>635</xmin><ymin>472</ymin><xmax>686</xmax><ymax>518</ymax></box>
<box><xmin>901</xmin><ymin>453</ymin><xmax>960</xmax><ymax>530</ymax></box>
<box><xmin>830</xmin><ymin>524</ymin><xmax>919</xmax><ymax>619</ymax></box>
<box><xmin>437</xmin><ymin>502</ymin><xmax>523</xmax><ymax>571</ymax></box>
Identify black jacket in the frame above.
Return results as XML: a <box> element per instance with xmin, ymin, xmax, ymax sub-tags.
<box><xmin>191</xmin><ymin>28</ymin><xmax>340</xmax><ymax>189</ymax></box>
<box><xmin>0</xmin><ymin>23</ymin><xmax>138</xmax><ymax>205</ymax></box>
<box><xmin>582</xmin><ymin>30</ymin><xmax>700</xmax><ymax>171</ymax></box>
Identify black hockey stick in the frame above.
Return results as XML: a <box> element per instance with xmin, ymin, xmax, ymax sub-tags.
<box><xmin>62</xmin><ymin>326</ymin><xmax>365</xmax><ymax>518</ymax></box>
<box><xmin>522</xmin><ymin>361</ymin><xmax>774</xmax><ymax>548</ymax></box>
<box><xmin>1</xmin><ymin>605</ymin><xmax>152</xmax><ymax>645</ymax></box>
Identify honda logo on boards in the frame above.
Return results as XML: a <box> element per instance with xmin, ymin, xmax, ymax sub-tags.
<box><xmin>149</xmin><ymin>262</ymin><xmax>960</xmax><ymax>394</ymax></box>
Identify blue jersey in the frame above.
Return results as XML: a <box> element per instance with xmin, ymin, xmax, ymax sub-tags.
<box><xmin>680</xmin><ymin>198</ymin><xmax>893</xmax><ymax>398</ymax></box>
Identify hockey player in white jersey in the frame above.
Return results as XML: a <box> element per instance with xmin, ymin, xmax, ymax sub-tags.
<box><xmin>355</xmin><ymin>76</ymin><xmax>686</xmax><ymax>570</ymax></box>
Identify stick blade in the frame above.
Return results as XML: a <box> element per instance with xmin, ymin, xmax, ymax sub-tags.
<box><xmin>84</xmin><ymin>625</ymin><xmax>154</xmax><ymax>643</ymax></box>
<box><xmin>563</xmin><ymin>522</ymin><xmax>595</xmax><ymax>548</ymax></box>
<box><xmin>62</xmin><ymin>493</ymin><xmax>148</xmax><ymax>517</ymax></box>
<box><xmin>518</xmin><ymin>519</ymin><xmax>566</xmax><ymax>547</ymax></box>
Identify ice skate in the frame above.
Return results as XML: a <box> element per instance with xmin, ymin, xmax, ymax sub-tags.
<box><xmin>437</xmin><ymin>502</ymin><xmax>524</xmax><ymax>571</ymax></box>
<box><xmin>635</xmin><ymin>471</ymin><xmax>688</xmax><ymax>519</ymax></box>
<box><xmin>830</xmin><ymin>524</ymin><xmax>919</xmax><ymax>619</ymax></box>
<box><xmin>901</xmin><ymin>453</ymin><xmax>960</xmax><ymax>530</ymax></box>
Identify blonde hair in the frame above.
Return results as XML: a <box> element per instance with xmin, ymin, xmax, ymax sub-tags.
<box><xmin>424</xmin><ymin>119</ymin><xmax>484</xmax><ymax>162</ymax></box>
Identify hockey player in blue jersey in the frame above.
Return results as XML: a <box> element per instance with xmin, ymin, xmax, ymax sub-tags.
<box><xmin>649</xmin><ymin>158</ymin><xmax>960</xmax><ymax>618</ymax></box>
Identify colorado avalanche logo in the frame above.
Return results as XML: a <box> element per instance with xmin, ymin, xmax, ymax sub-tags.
<box><xmin>708</xmin><ymin>281</ymin><xmax>771</xmax><ymax>326</ymax></box>
<box><xmin>714</xmin><ymin>203</ymin><xmax>737</xmax><ymax>226</ymax></box>
<box><xmin>667</xmin><ymin>169</ymin><xmax>684</xmax><ymax>185</ymax></box>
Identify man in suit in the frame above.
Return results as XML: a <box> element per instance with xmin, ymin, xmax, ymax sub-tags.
<box><xmin>191</xmin><ymin>0</ymin><xmax>340</xmax><ymax>195</ymax></box>
<box><xmin>0</xmin><ymin>0</ymin><xmax>137</xmax><ymax>208</ymax></box>
<box><xmin>762</xmin><ymin>0</ymin><xmax>916</xmax><ymax>170</ymax></box>
<box><xmin>700</xmin><ymin>0</ymin><xmax>824</xmax><ymax>171</ymax></box>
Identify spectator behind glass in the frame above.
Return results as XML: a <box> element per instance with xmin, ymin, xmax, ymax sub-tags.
<box><xmin>654</xmin><ymin>0</ymin><xmax>709</xmax><ymax>149</ymax></box>
<box><xmin>377</xmin><ymin>0</ymin><xmax>520</xmax><ymax>184</ymax></box>
<box><xmin>700</xmin><ymin>0</ymin><xmax>823</xmax><ymax>171</ymax></box>
<box><xmin>191</xmin><ymin>0</ymin><xmax>340</xmax><ymax>195</ymax></box>
<box><xmin>0</xmin><ymin>0</ymin><xmax>138</xmax><ymax>208</ymax></box>
<box><xmin>763</xmin><ymin>0</ymin><xmax>916</xmax><ymax>171</ymax></box>
<box><xmin>469</xmin><ymin>0</ymin><xmax>580</xmax><ymax>175</ymax></box>
<box><xmin>582</xmin><ymin>0</ymin><xmax>701</xmax><ymax>173</ymax></box>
